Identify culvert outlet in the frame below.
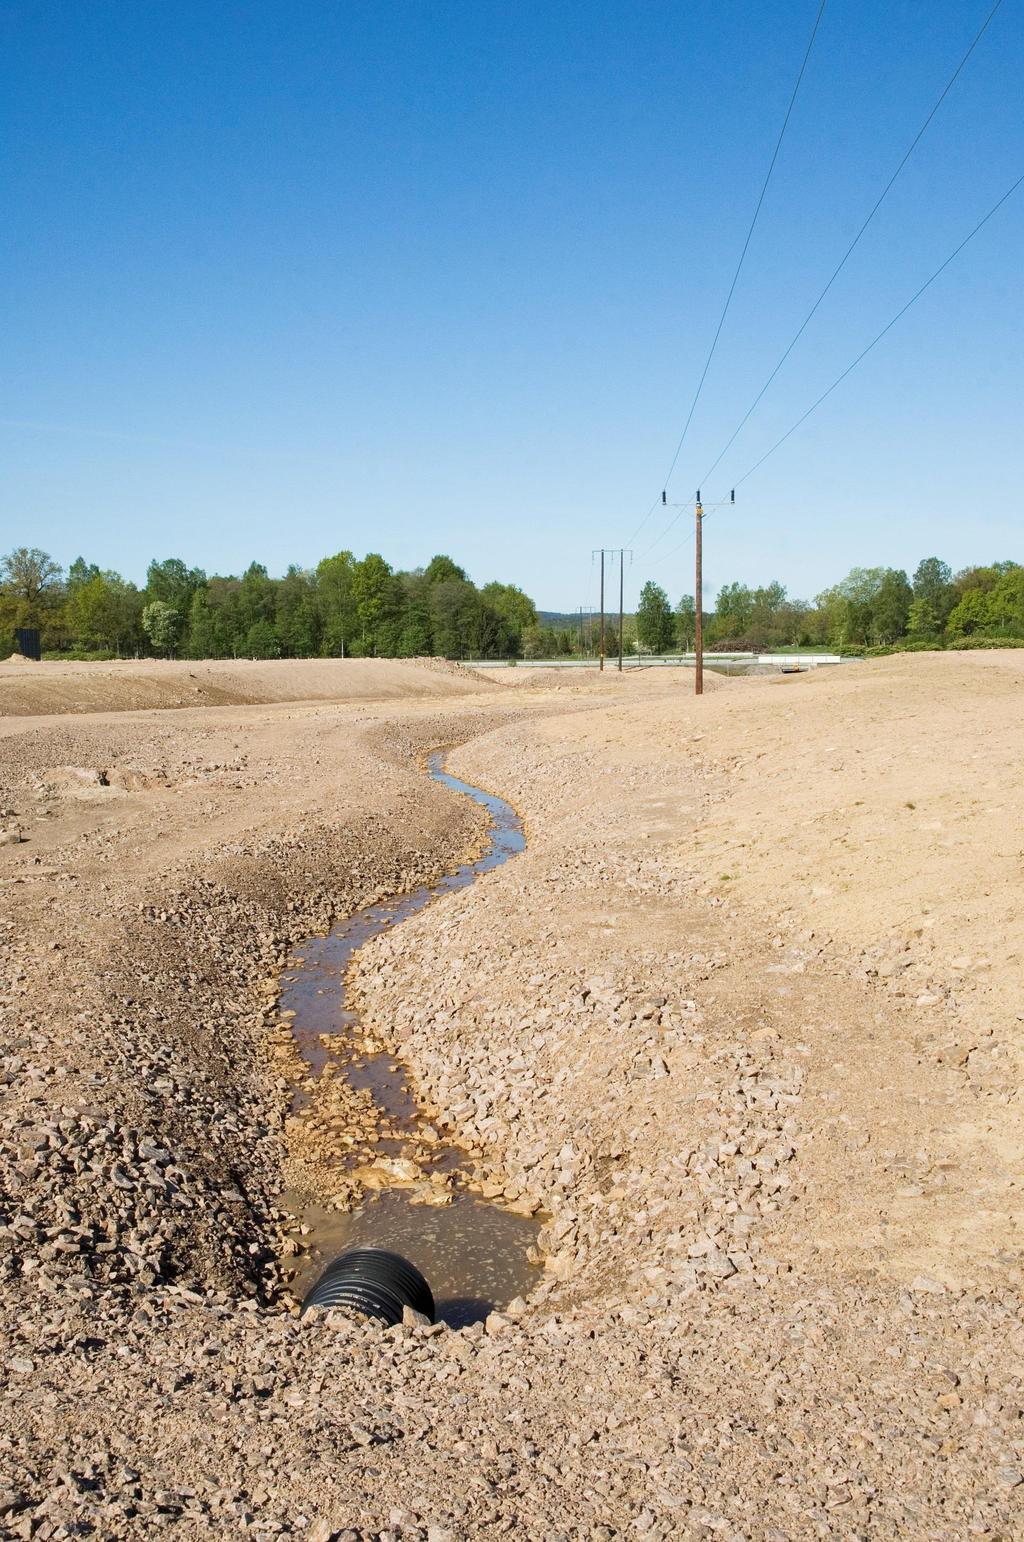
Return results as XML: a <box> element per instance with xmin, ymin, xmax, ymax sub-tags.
<box><xmin>301</xmin><ymin>1246</ymin><xmax>435</xmax><ymax>1325</ymax></box>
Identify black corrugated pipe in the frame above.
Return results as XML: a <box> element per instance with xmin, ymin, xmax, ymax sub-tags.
<box><xmin>301</xmin><ymin>1247</ymin><xmax>435</xmax><ymax>1325</ymax></box>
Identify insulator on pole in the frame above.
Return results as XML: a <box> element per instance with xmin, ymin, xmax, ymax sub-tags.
<box><xmin>731</xmin><ymin>489</ymin><xmax>735</xmax><ymax>502</ymax></box>
<box><xmin>661</xmin><ymin>490</ymin><xmax>666</xmax><ymax>504</ymax></box>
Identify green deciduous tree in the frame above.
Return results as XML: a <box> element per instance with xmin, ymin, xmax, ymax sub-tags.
<box><xmin>987</xmin><ymin>566</ymin><xmax>1024</xmax><ymax>635</ymax></box>
<box><xmin>244</xmin><ymin>618</ymin><xmax>279</xmax><ymax>658</ymax></box>
<box><xmin>68</xmin><ymin>571</ymin><xmax>142</xmax><ymax>652</ymax></box>
<box><xmin>747</xmin><ymin>581</ymin><xmax>787</xmax><ymax>647</ymax></box>
<box><xmin>946</xmin><ymin>588</ymin><xmax>991</xmax><ymax>636</ymax></box>
<box><xmin>906</xmin><ymin>596</ymin><xmax>942</xmax><ymax>640</ymax></box>
<box><xmin>142</xmin><ymin>600</ymin><xmax>183</xmax><ymax>657</ymax></box>
<box><xmin>238</xmin><ymin>561</ymin><xmax>275</xmax><ymax>636</ymax></box>
<box><xmin>635</xmin><ymin>581</ymin><xmax>675</xmax><ymax>651</ymax></box>
<box><xmin>912</xmin><ymin>557</ymin><xmax>954</xmax><ymax>631</ymax></box>
<box><xmin>521</xmin><ymin>624</ymin><xmax>545</xmax><ymax>659</ymax></box>
<box><xmin>871</xmin><ymin>569</ymin><xmax>912</xmax><ymax>644</ymax></box>
<box><xmin>710</xmin><ymin>581</ymin><xmax>754</xmax><ymax>642</ymax></box>
<box><xmin>352</xmin><ymin>553</ymin><xmax>401</xmax><ymax>655</ymax></box>
<box><xmin>423</xmin><ymin>554</ymin><xmax>467</xmax><ymax>587</ymax></box>
<box><xmin>67</xmin><ymin>556</ymin><xmax>100</xmax><ymax>592</ymax></box>
<box><xmin>675</xmin><ymin>595</ymin><xmax>696</xmax><ymax>652</ymax></box>
<box><xmin>316</xmin><ymin>551</ymin><xmax>356</xmax><ymax>656</ymax></box>
<box><xmin>184</xmin><ymin>588</ymin><xmax>217</xmax><ymax>658</ymax></box>
<box><xmin>275</xmin><ymin>567</ymin><xmax>320</xmax><ymax>657</ymax></box>
<box><xmin>429</xmin><ymin>576</ymin><xmax>477</xmax><ymax>657</ymax></box>
<box><xmin>816</xmin><ymin>568</ymin><xmax>891</xmax><ymax>647</ymax></box>
<box><xmin>396</xmin><ymin>571</ymin><xmax>433</xmax><ymax>655</ymax></box>
<box><xmin>481</xmin><ymin>581</ymin><xmax>537</xmax><ymax>639</ymax></box>
<box><xmin>1</xmin><ymin>547</ymin><xmax>63</xmax><ymax>635</ymax></box>
<box><xmin>145</xmin><ymin>558</ymin><xmax>205</xmax><ymax>611</ymax></box>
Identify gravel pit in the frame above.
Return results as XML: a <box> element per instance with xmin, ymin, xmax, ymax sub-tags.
<box><xmin>4</xmin><ymin>658</ymin><xmax>1024</xmax><ymax>1534</ymax></box>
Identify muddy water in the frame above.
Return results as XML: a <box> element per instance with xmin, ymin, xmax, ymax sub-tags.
<box><xmin>280</xmin><ymin>751</ymin><xmax>541</xmax><ymax>1327</ymax></box>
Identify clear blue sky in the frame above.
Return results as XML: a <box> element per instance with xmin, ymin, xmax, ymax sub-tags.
<box><xmin>2</xmin><ymin>0</ymin><xmax>1021</xmax><ymax>612</ymax></box>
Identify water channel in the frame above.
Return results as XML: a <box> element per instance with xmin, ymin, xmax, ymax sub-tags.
<box><xmin>279</xmin><ymin>751</ymin><xmax>542</xmax><ymax>1328</ymax></box>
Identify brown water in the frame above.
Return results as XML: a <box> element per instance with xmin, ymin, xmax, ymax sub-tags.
<box><xmin>280</xmin><ymin>751</ymin><xmax>542</xmax><ymax>1327</ymax></box>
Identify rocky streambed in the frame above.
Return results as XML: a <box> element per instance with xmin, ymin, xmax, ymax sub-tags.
<box><xmin>275</xmin><ymin>752</ymin><xmax>543</xmax><ymax>1325</ymax></box>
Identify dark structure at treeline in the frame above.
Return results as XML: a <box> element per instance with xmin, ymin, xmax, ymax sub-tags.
<box><xmin>2</xmin><ymin>547</ymin><xmax>1021</xmax><ymax>660</ymax></box>
<box><xmin>0</xmin><ymin>549</ymin><xmax>538</xmax><ymax>660</ymax></box>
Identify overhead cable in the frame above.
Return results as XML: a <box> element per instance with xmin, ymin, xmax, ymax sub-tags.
<box><xmin>623</xmin><ymin>0</ymin><xmax>829</xmax><ymax>547</ymax></box>
<box><xmin>656</xmin><ymin>165</ymin><xmax>1024</xmax><ymax>568</ymax></box>
<box><xmin>730</xmin><ymin>170</ymin><xmax>1024</xmax><ymax>488</ymax></box>
<box><xmin>695</xmin><ymin>0</ymin><xmax>1008</xmax><ymax>493</ymax></box>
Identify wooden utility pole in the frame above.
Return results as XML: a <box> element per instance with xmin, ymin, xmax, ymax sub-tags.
<box><xmin>658</xmin><ymin>487</ymin><xmax>730</xmax><ymax>697</ymax></box>
<box><xmin>598</xmin><ymin>551</ymin><xmax>606</xmax><ymax>670</ymax></box>
<box><xmin>594</xmin><ymin>551</ymin><xmax>628</xmax><ymax>672</ymax></box>
<box><xmin>694</xmin><ymin>490</ymin><xmax>704</xmax><ymax>697</ymax></box>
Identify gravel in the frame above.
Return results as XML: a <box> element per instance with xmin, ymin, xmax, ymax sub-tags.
<box><xmin>1</xmin><ymin>657</ymin><xmax>1022</xmax><ymax>1538</ymax></box>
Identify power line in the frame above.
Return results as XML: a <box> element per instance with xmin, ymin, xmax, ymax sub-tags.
<box><xmin>652</xmin><ymin>168</ymin><xmax>1023</xmax><ymax>565</ymax></box>
<box><xmin>623</xmin><ymin>492</ymin><xmax>664</xmax><ymax>553</ymax></box>
<box><xmin>661</xmin><ymin>0</ymin><xmax>828</xmax><ymax>489</ymax></box>
<box><xmin>643</xmin><ymin>0</ymin><xmax>1006</xmax><ymax>561</ymax></box>
<box><xmin>624</xmin><ymin>0</ymin><xmax>829</xmax><ymax>547</ymax></box>
<box><xmin>727</xmin><ymin>168</ymin><xmax>1024</xmax><ymax>491</ymax></box>
<box><xmin>695</xmin><ymin>0</ymin><xmax>1007</xmax><ymax>492</ymax></box>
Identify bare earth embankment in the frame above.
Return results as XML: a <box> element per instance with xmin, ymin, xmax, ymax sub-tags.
<box><xmin>1</xmin><ymin>653</ymin><xmax>1022</xmax><ymax>1538</ymax></box>
<box><xmin>0</xmin><ymin>655</ymin><xmax>489</xmax><ymax>718</ymax></box>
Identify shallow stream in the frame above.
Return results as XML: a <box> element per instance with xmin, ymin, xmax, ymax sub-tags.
<box><xmin>279</xmin><ymin>751</ymin><xmax>541</xmax><ymax>1327</ymax></box>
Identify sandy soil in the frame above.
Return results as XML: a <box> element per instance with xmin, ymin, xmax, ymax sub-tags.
<box><xmin>472</xmin><ymin>665</ymin><xmax>733</xmax><ymax>691</ymax></box>
<box><xmin>0</xmin><ymin>656</ymin><xmax>493</xmax><ymax>718</ymax></box>
<box><xmin>1</xmin><ymin>653</ymin><xmax>1022</xmax><ymax>1538</ymax></box>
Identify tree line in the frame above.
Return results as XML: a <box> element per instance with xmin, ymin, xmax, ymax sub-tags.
<box><xmin>0</xmin><ymin>548</ymin><xmax>538</xmax><ymax>660</ymax></box>
<box><xmin>4</xmin><ymin>545</ymin><xmax>1021</xmax><ymax>662</ymax></box>
<box><xmin>628</xmin><ymin>556</ymin><xmax>1024</xmax><ymax>655</ymax></box>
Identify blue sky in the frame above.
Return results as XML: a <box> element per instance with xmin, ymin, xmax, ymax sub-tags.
<box><xmin>2</xmin><ymin>0</ymin><xmax>1021</xmax><ymax>611</ymax></box>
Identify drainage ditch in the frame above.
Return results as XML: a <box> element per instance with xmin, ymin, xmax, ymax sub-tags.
<box><xmin>278</xmin><ymin>751</ymin><xmax>542</xmax><ymax>1327</ymax></box>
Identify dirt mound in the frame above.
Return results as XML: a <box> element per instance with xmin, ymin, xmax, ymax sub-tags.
<box><xmin>4</xmin><ymin>652</ymin><xmax>32</xmax><ymax>663</ymax></box>
<box><xmin>0</xmin><ymin>655</ymin><xmax>496</xmax><ymax>718</ymax></box>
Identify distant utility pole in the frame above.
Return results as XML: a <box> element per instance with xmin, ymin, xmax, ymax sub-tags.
<box><xmin>594</xmin><ymin>550</ymin><xmax>629</xmax><ymax>672</ymax></box>
<box><xmin>600</xmin><ymin>551</ymin><xmax>605</xmax><ymax>670</ymax></box>
<box><xmin>593</xmin><ymin>550</ymin><xmax>606</xmax><ymax>670</ymax></box>
<box><xmin>694</xmin><ymin>492</ymin><xmax>703</xmax><ymax>696</ymax></box>
<box><xmin>617</xmin><ymin>549</ymin><xmax>632</xmax><ymax>672</ymax></box>
<box><xmin>660</xmin><ymin>488</ymin><xmax>734</xmax><ymax>697</ymax></box>
<box><xmin>577</xmin><ymin>605</ymin><xmax>590</xmax><ymax>657</ymax></box>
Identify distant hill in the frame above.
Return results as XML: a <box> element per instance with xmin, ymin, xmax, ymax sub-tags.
<box><xmin>538</xmin><ymin>610</ymin><xmax>634</xmax><ymax>630</ymax></box>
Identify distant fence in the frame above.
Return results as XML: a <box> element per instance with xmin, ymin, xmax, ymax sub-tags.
<box><xmin>463</xmin><ymin>652</ymin><xmax>846</xmax><ymax>671</ymax></box>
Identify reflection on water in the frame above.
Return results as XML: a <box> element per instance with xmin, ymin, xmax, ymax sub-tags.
<box><xmin>282</xmin><ymin>753</ymin><xmax>525</xmax><ymax>1085</ymax></box>
<box><xmin>288</xmin><ymin>1190</ymin><xmax>540</xmax><ymax>1328</ymax></box>
<box><xmin>279</xmin><ymin>750</ymin><xmax>541</xmax><ymax>1324</ymax></box>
